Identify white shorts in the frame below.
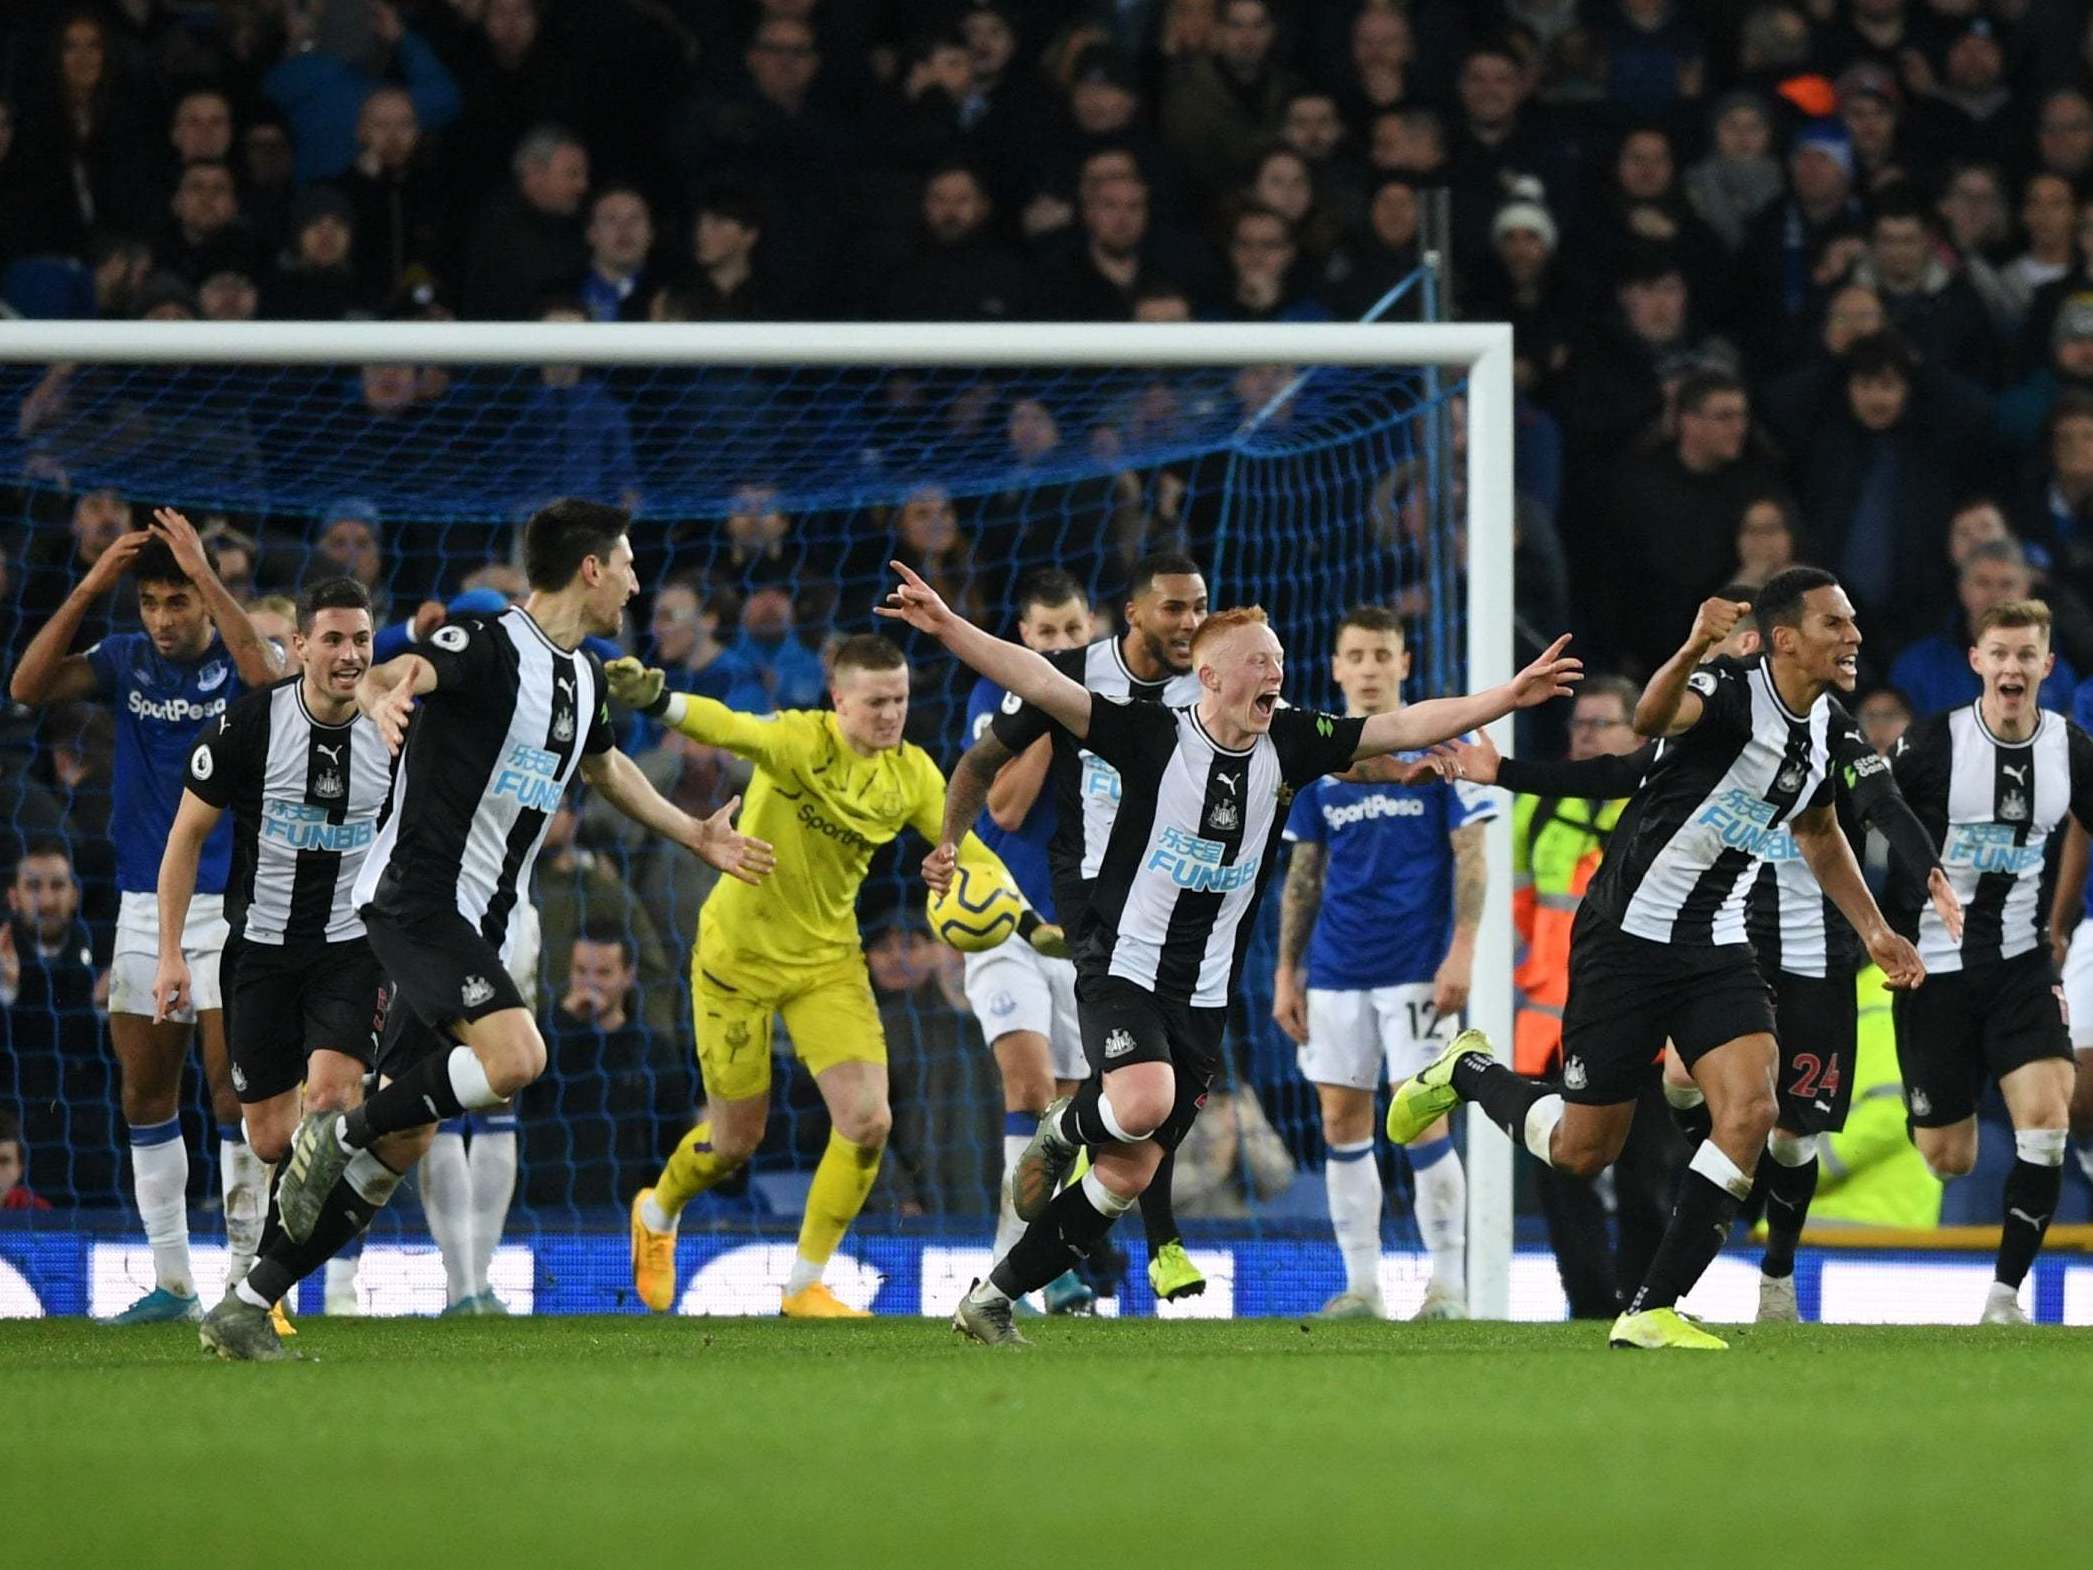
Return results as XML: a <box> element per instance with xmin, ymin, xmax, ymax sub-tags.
<box><xmin>2063</xmin><ymin>917</ymin><xmax>2093</xmax><ymax>1050</ymax></box>
<box><xmin>107</xmin><ymin>890</ymin><xmax>228</xmax><ymax>1021</ymax></box>
<box><xmin>1300</xmin><ymin>983</ymin><xmax>1455</xmax><ymax>1091</ymax></box>
<box><xmin>963</xmin><ymin>940</ymin><xmax>1086</xmax><ymax>1082</ymax></box>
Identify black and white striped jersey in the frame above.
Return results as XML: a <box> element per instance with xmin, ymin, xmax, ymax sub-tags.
<box><xmin>1080</xmin><ymin>698</ymin><xmax>1363</xmax><ymax>1007</ymax></box>
<box><xmin>1742</xmin><ymin>779</ymin><xmax>1869</xmax><ymax>980</ymax></box>
<box><xmin>185</xmin><ymin>678</ymin><xmax>395</xmax><ymax>946</ymax></box>
<box><xmin>1888</xmin><ymin>703</ymin><xmax>2093</xmax><ymax>972</ymax></box>
<box><xmin>991</xmin><ymin>635</ymin><xmax>1202</xmax><ymax>929</ymax></box>
<box><xmin>1586</xmin><ymin>656</ymin><xmax>1854</xmax><ymax>949</ymax></box>
<box><xmin>353</xmin><ymin>608</ymin><xmax>615</xmax><ymax>953</ymax></box>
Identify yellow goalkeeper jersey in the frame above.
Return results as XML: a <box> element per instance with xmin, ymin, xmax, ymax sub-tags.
<box><xmin>669</xmin><ymin>695</ymin><xmax>945</xmax><ymax>967</ymax></box>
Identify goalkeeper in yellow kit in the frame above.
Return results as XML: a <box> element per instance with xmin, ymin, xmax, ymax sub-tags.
<box><xmin>609</xmin><ymin>634</ymin><xmax>1038</xmax><ymax>1317</ymax></box>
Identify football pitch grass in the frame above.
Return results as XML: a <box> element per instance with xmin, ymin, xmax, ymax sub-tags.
<box><xmin>8</xmin><ymin>1317</ymin><xmax>2086</xmax><ymax>1570</ymax></box>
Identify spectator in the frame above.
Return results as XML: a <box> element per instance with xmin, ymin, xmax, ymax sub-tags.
<box><xmin>1856</xmin><ymin>687</ymin><xmax>1914</xmax><ymax>755</ymax></box>
<box><xmin>309</xmin><ymin>502</ymin><xmax>389</xmax><ymax>617</ymax></box>
<box><xmin>1161</xmin><ymin>0</ymin><xmax>1299</xmax><ymax>202</ymax></box>
<box><xmin>17</xmin><ymin>489</ymin><xmax>134</xmax><ymax>642</ymax></box>
<box><xmin>2000</xmin><ymin>291</ymin><xmax>2093</xmax><ymax>448</ymax></box>
<box><xmin>265</xmin><ymin>0</ymin><xmax>461</xmax><ymax>183</ymax></box>
<box><xmin>1172</xmin><ymin>1082</ymin><xmax>1295</xmax><ymax>1218</ymax></box>
<box><xmin>724</xmin><ymin>585</ymin><xmax>825</xmax><ymax>714</ymax></box>
<box><xmin>1325</xmin><ymin>171</ymin><xmax>1426</xmax><ymax>322</ymax></box>
<box><xmin>1279</xmin><ymin>88</ymin><xmax>1363</xmax><ymax>229</ymax></box>
<box><xmin>2000</xmin><ymin>173</ymin><xmax>2077</xmax><ymax>332</ymax></box>
<box><xmin>2034</xmin><ymin>87</ymin><xmax>2093</xmax><ymax>187</ymax></box>
<box><xmin>1443</xmin><ymin>39</ymin><xmax>1570</xmax><ymax>276</ymax></box>
<box><xmin>708</xmin><ymin>482</ymin><xmax>799</xmax><ymax>594</ymax></box>
<box><xmin>1837</xmin><ymin>62</ymin><xmax>1908</xmax><ymax>190</ymax></box>
<box><xmin>461</xmin><ymin>124</ymin><xmax>589</xmax><ymax>321</ymax></box>
<box><xmin>509</xmin><ymin>303</ymin><xmax>642</xmax><ymax>515</ymax></box>
<box><xmin>866</xmin><ymin>913</ymin><xmax>987</xmax><ymax>1221</ymax></box>
<box><xmin>884</xmin><ymin>163</ymin><xmax>1035</xmax><ymax>322</ymax></box>
<box><xmin>1908</xmin><ymin>18</ymin><xmax>2018</xmax><ymax>174</ymax></box>
<box><xmin>446</xmin><ymin>0</ymin><xmax>588</xmax><ymax>203</ymax></box>
<box><xmin>1204</xmin><ymin>206</ymin><xmax>1329</xmax><ymax>322</ymax></box>
<box><xmin>1889</xmin><ymin>538</ymin><xmax>2081</xmax><ymax>715</ymax></box>
<box><xmin>599</xmin><ymin>726</ymin><xmax>749</xmax><ymax>960</ymax></box>
<box><xmin>1244</xmin><ymin>145</ymin><xmax>1342</xmax><ymax>267</ymax></box>
<box><xmin>15</xmin><ymin>8</ymin><xmax>160</xmax><ymax>248</ymax></box>
<box><xmin>1603</xmin><ymin>0</ymin><xmax>1704</xmax><ymax>119</ymax></box>
<box><xmin>200</xmin><ymin>523</ymin><xmax>260</xmax><ymax>604</ymax></box>
<box><xmin>1762</xmin><ymin>331</ymin><xmax>1997</xmax><ymax>645</ymax></box>
<box><xmin>265</xmin><ymin>186</ymin><xmax>365</xmax><ymax>320</ymax></box>
<box><xmin>243</xmin><ymin>596</ymin><xmax>298</xmax><ymax>659</ymax></box>
<box><xmin>534</xmin><ymin>808</ymin><xmax>678</xmax><ymax>1040</ymax></box>
<box><xmin>1933</xmin><ymin>162</ymin><xmax>2017</xmax><ymax>338</ymax></box>
<box><xmin>683</xmin><ymin>185</ymin><xmax>771</xmax><ymax>321</ymax></box>
<box><xmin>165</xmin><ymin>88</ymin><xmax>235</xmax><ymax>184</ymax></box>
<box><xmin>579</xmin><ymin>187</ymin><xmax>654</xmax><ymax>324</ymax></box>
<box><xmin>1037</xmin><ymin>170</ymin><xmax>1158</xmax><ymax>320</ymax></box>
<box><xmin>1334</xmin><ymin>1</ymin><xmax>1418</xmax><ymax>134</ymax></box>
<box><xmin>1819</xmin><ymin>281</ymin><xmax>1889</xmax><ymax>361</ymax></box>
<box><xmin>1585</xmin><ymin>126</ymin><xmax>1725</xmax><ymax>309</ymax></box>
<box><xmin>1740</xmin><ymin>121</ymin><xmax>1866</xmax><ymax>364</ymax></box>
<box><xmin>0</xmin><ymin>840</ymin><xmax>110</xmax><ymax>1206</ymax></box>
<box><xmin>238</xmin><ymin>106</ymin><xmax>300</xmax><ymax>256</ymax></box>
<box><xmin>156</xmin><ymin>159</ymin><xmax>258</xmax><ymax>287</ymax></box>
<box><xmin>198</xmin><ymin>268</ymin><xmax>260</xmax><ymax>323</ymax></box>
<box><xmin>1851</xmin><ymin>185</ymin><xmax>1998</xmax><ymax>386</ymax></box>
<box><xmin>1684</xmin><ymin>91</ymin><xmax>1783</xmax><ymax>255</ymax></box>
<box><xmin>1605</xmin><ymin>369</ymin><xmax>1787</xmax><ymax>672</ymax></box>
<box><xmin>0</xmin><ymin>1109</ymin><xmax>52</xmax><ymax>1211</ymax></box>
<box><xmin>646</xmin><ymin>578</ymin><xmax>756</xmax><ymax>710</ymax></box>
<box><xmin>1731</xmin><ymin>495</ymin><xmax>1799</xmax><ymax>589</ymax></box>
<box><xmin>340</xmin><ymin>86</ymin><xmax>447</xmax><ymax>306</ymax></box>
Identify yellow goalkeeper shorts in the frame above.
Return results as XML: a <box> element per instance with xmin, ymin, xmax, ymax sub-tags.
<box><xmin>689</xmin><ymin>931</ymin><xmax>887</xmax><ymax>1103</ymax></box>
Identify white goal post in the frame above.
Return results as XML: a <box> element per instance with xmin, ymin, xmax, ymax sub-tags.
<box><xmin>0</xmin><ymin>317</ymin><xmax>1520</xmax><ymax>1317</ymax></box>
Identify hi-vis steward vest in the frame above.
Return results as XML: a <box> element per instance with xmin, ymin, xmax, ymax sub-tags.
<box><xmin>1512</xmin><ymin>790</ymin><xmax>1628</xmax><ymax>1075</ymax></box>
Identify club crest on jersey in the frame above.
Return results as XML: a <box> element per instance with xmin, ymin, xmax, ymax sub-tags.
<box><xmin>1207</xmin><ymin>796</ymin><xmax>1241</xmax><ymax>832</ymax></box>
<box><xmin>314</xmin><ymin>767</ymin><xmax>345</xmax><ymax>800</ymax></box>
<box><xmin>552</xmin><ymin>707</ymin><xmax>575</xmax><ymax>744</ymax></box>
<box><xmin>1563</xmin><ymin>1056</ymin><xmax>1588</xmax><ymax>1091</ymax></box>
<box><xmin>197</xmin><ymin>661</ymin><xmax>228</xmax><ymax>691</ymax></box>
<box><xmin>2001</xmin><ymin>788</ymin><xmax>2029</xmax><ymax>823</ymax></box>
<box><xmin>1909</xmin><ymin>1087</ymin><xmax>1932</xmax><ymax>1118</ymax></box>
<box><xmin>1775</xmin><ymin>761</ymin><xmax>1806</xmax><ymax>796</ymax></box>
<box><xmin>460</xmin><ymin>975</ymin><xmax>496</xmax><ymax>1009</ymax></box>
<box><xmin>1104</xmin><ymin>1027</ymin><xmax>1135</xmax><ymax>1059</ymax></box>
<box><xmin>230</xmin><ymin>1062</ymin><xmax>247</xmax><ymax>1094</ymax></box>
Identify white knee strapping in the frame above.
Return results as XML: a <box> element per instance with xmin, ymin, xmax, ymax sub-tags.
<box><xmin>1689</xmin><ymin>1138</ymin><xmax>1752</xmax><ymax>1200</ymax></box>
<box><xmin>1080</xmin><ymin>1166</ymin><xmax>1137</xmax><ymax>1217</ymax></box>
<box><xmin>2015</xmin><ymin>1127</ymin><xmax>2067</xmax><ymax>1168</ymax></box>
<box><xmin>1766</xmin><ymin>1129</ymin><xmax>1818</xmax><ymax>1167</ymax></box>
<box><xmin>1523</xmin><ymin>1094</ymin><xmax>1564</xmax><ymax>1164</ymax></box>
<box><xmin>1097</xmin><ymin>1091</ymin><xmax>1151</xmax><ymax>1144</ymax></box>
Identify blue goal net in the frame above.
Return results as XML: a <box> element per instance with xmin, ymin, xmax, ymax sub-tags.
<box><xmin>0</xmin><ymin>329</ymin><xmax>1474</xmax><ymax>1316</ymax></box>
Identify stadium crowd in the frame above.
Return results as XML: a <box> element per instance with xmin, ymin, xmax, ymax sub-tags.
<box><xmin>6</xmin><ymin>0</ymin><xmax>2093</xmax><ymax>1252</ymax></box>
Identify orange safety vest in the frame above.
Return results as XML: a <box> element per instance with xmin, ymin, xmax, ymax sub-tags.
<box><xmin>1511</xmin><ymin>790</ymin><xmax>1627</xmax><ymax>1076</ymax></box>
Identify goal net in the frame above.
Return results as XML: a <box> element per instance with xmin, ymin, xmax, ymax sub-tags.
<box><xmin>0</xmin><ymin>319</ymin><xmax>1517</xmax><ymax>1319</ymax></box>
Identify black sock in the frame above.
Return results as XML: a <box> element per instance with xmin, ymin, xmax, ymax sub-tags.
<box><xmin>251</xmin><ymin>1162</ymin><xmax>287</xmax><ymax>1271</ymax></box>
<box><xmin>1996</xmin><ymin>1159</ymin><xmax>2062</xmax><ymax>1289</ymax></box>
<box><xmin>1450</xmin><ymin>1053</ymin><xmax>1551</xmax><ymax>1145</ymax></box>
<box><xmin>1061</xmin><ymin>1078</ymin><xmax>1111</xmax><ymax>1148</ymax></box>
<box><xmin>341</xmin><ymin>1049</ymin><xmax>466</xmax><ymax>1147</ymax></box>
<box><xmin>990</xmin><ymin>1180</ymin><xmax>1123</xmax><ymax>1298</ymax></box>
<box><xmin>1627</xmin><ymin>1169</ymin><xmax>1743</xmax><ymax>1315</ymax></box>
<box><xmin>1669</xmin><ymin>1099</ymin><xmax>1713</xmax><ymax>1147</ymax></box>
<box><xmin>244</xmin><ymin>1168</ymin><xmax>386</xmax><ymax>1305</ymax></box>
<box><xmin>1759</xmin><ymin>1154</ymin><xmax>1818</xmax><ymax>1280</ymax></box>
<box><xmin>1139</xmin><ymin>1147</ymin><xmax>1181</xmax><ymax>1259</ymax></box>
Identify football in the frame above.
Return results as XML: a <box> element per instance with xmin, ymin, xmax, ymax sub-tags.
<box><xmin>927</xmin><ymin>861</ymin><xmax>1024</xmax><ymax>952</ymax></box>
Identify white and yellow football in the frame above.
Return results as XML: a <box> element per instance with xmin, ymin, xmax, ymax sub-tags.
<box><xmin>927</xmin><ymin>860</ymin><xmax>1024</xmax><ymax>952</ymax></box>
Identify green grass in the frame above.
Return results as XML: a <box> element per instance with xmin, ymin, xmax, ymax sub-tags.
<box><xmin>7</xmin><ymin>1316</ymin><xmax>2087</xmax><ymax>1570</ymax></box>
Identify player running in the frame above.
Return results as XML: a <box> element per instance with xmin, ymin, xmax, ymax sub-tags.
<box><xmin>959</xmin><ymin>568</ymin><xmax>1098</xmax><ymax>1315</ymax></box>
<box><xmin>938</xmin><ymin>551</ymin><xmax>1210</xmax><ymax>1303</ymax></box>
<box><xmin>878</xmin><ymin>561</ymin><xmax>1581</xmax><ymax>1347</ymax></box>
<box><xmin>1271</xmin><ymin>606</ymin><xmax>1494</xmax><ymax>1321</ymax></box>
<box><xmin>615</xmin><ymin>634</ymin><xmax>1039</xmax><ymax>1316</ymax></box>
<box><xmin>8</xmin><ymin>506</ymin><xmax>283</xmax><ymax>1322</ymax></box>
<box><xmin>1432</xmin><ymin>591</ymin><xmax>1956</xmax><ymax>1323</ymax></box>
<box><xmin>150</xmin><ymin>577</ymin><xmax>406</xmax><ymax>1357</ymax></box>
<box><xmin>269</xmin><ymin>501</ymin><xmax>771</xmax><ymax>1313</ymax></box>
<box><xmin>1389</xmin><ymin>569</ymin><xmax>1926</xmax><ymax>1350</ymax></box>
<box><xmin>1887</xmin><ymin>598</ymin><xmax>2093</xmax><ymax>1325</ymax></box>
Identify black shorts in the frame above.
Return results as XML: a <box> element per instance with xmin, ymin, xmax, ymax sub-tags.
<box><xmin>223</xmin><ymin>934</ymin><xmax>388</xmax><ymax>1103</ymax></box>
<box><xmin>1558</xmin><ymin>903</ymin><xmax>1777</xmax><ymax>1105</ymax></box>
<box><xmin>1076</xmin><ymin>971</ymin><xmax>1225</xmax><ymax>1152</ymax></box>
<box><xmin>1770</xmin><ymin>967</ymin><xmax>1859</xmax><ymax>1134</ymax></box>
<box><xmin>1891</xmin><ymin>949</ymin><xmax>2073</xmax><ymax>1128</ymax></box>
<box><xmin>362</xmin><ymin>905</ymin><xmax>525</xmax><ymax>1079</ymax></box>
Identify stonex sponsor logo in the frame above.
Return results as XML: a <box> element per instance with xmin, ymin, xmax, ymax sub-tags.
<box><xmin>1695</xmin><ymin>788</ymin><xmax>1800</xmax><ymax>860</ymax></box>
<box><xmin>261</xmin><ymin>800</ymin><xmax>374</xmax><ymax>853</ymax></box>
<box><xmin>492</xmin><ymin>743</ymin><xmax>564</xmax><ymax>811</ymax></box>
<box><xmin>1147</xmin><ymin>824</ymin><xmax>1258</xmax><ymax>892</ymax></box>
<box><xmin>1943</xmin><ymin>822</ymin><xmax>2046</xmax><ymax>875</ymax></box>
<box><xmin>127</xmin><ymin>690</ymin><xmax>228</xmax><ymax>724</ymax></box>
<box><xmin>1320</xmin><ymin>793</ymin><xmax>1426</xmax><ymax>830</ymax></box>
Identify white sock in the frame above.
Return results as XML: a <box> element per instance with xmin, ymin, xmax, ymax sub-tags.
<box><xmin>220</xmin><ymin>1132</ymin><xmax>267</xmax><ymax>1286</ymax></box>
<box><xmin>234</xmin><ymin>1278</ymin><xmax>271</xmax><ymax>1311</ymax></box>
<box><xmin>640</xmin><ymin>1193</ymin><xmax>677</xmax><ymax>1233</ymax></box>
<box><xmin>1410</xmin><ymin>1136</ymin><xmax>1467</xmax><ymax>1294</ymax></box>
<box><xmin>971</xmin><ymin>1276</ymin><xmax>1012</xmax><ymax>1306</ymax></box>
<box><xmin>323</xmin><ymin>1252</ymin><xmax>360</xmax><ymax>1308</ymax></box>
<box><xmin>995</xmin><ymin>1127</ymin><xmax>1031</xmax><ymax>1264</ymax></box>
<box><xmin>1324</xmin><ymin>1140</ymin><xmax>1384</xmax><ymax>1301</ymax></box>
<box><xmin>128</xmin><ymin>1119</ymin><xmax>193</xmax><ymax>1297</ymax></box>
<box><xmin>466</xmin><ymin>1114</ymin><xmax>517</xmax><ymax>1299</ymax></box>
<box><xmin>420</xmin><ymin>1124</ymin><xmax>475</xmax><ymax>1305</ymax></box>
<box><xmin>786</xmin><ymin>1253</ymin><xmax>827</xmax><ymax>1295</ymax></box>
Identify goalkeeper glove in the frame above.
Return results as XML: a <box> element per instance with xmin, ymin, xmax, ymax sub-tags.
<box><xmin>605</xmin><ymin>656</ymin><xmax>669</xmax><ymax>715</ymax></box>
<box><xmin>1016</xmin><ymin>909</ymin><xmax>1070</xmax><ymax>959</ymax></box>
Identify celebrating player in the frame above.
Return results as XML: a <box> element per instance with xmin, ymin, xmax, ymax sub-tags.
<box><xmin>270</xmin><ymin>501</ymin><xmax>772</xmax><ymax>1282</ymax></box>
<box><xmin>152</xmin><ymin>577</ymin><xmax>407</xmax><ymax>1358</ymax></box>
<box><xmin>957</xmin><ymin>568</ymin><xmax>1098</xmax><ymax>1315</ymax></box>
<box><xmin>7</xmin><ymin>506</ymin><xmax>284</xmax><ymax>1322</ymax></box>
<box><xmin>1272</xmin><ymin>606</ymin><xmax>1494</xmax><ymax>1321</ymax></box>
<box><xmin>1433</xmin><ymin>591</ymin><xmax>1957</xmax><ymax>1323</ymax></box>
<box><xmin>615</xmin><ymin>634</ymin><xmax>1031</xmax><ymax>1317</ymax></box>
<box><xmin>1390</xmin><ymin>569</ymin><xmax>1925</xmax><ymax>1350</ymax></box>
<box><xmin>878</xmin><ymin>561</ymin><xmax>1580</xmax><ymax>1347</ymax></box>
<box><xmin>1887</xmin><ymin>599</ymin><xmax>2093</xmax><ymax>1325</ymax></box>
<box><xmin>937</xmin><ymin>551</ymin><xmax>1211</xmax><ymax>1304</ymax></box>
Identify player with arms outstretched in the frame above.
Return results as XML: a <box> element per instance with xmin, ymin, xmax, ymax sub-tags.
<box><xmin>879</xmin><ymin>561</ymin><xmax>1581</xmax><ymax>1347</ymax></box>
<box><xmin>7</xmin><ymin>507</ymin><xmax>284</xmax><ymax>1322</ymax></box>
<box><xmin>617</xmin><ymin>634</ymin><xmax>1042</xmax><ymax>1316</ymax></box>
<box><xmin>938</xmin><ymin>551</ymin><xmax>1211</xmax><ymax>1302</ymax></box>
<box><xmin>1272</xmin><ymin>606</ymin><xmax>1494</xmax><ymax>1321</ymax></box>
<box><xmin>1888</xmin><ymin>598</ymin><xmax>2093</xmax><ymax>1324</ymax></box>
<box><xmin>270</xmin><ymin>501</ymin><xmax>771</xmax><ymax>1296</ymax></box>
<box><xmin>1391</xmin><ymin>569</ymin><xmax>1927</xmax><ymax>1350</ymax></box>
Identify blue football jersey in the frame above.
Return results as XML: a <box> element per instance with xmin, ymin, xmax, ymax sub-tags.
<box><xmin>2076</xmin><ymin>675</ymin><xmax>2093</xmax><ymax>923</ymax></box>
<box><xmin>963</xmin><ymin>675</ymin><xmax>1056</xmax><ymax>922</ymax></box>
<box><xmin>88</xmin><ymin>631</ymin><xmax>239</xmax><ymax>895</ymax></box>
<box><xmin>1282</xmin><ymin>750</ymin><xmax>1498</xmax><ymax>990</ymax></box>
